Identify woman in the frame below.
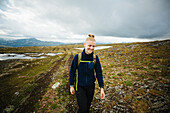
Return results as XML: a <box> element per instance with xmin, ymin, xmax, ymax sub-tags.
<box><xmin>69</xmin><ymin>34</ymin><xmax>105</xmax><ymax>113</ymax></box>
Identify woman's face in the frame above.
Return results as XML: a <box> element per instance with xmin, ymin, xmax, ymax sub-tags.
<box><xmin>84</xmin><ymin>41</ymin><xmax>96</xmax><ymax>54</ymax></box>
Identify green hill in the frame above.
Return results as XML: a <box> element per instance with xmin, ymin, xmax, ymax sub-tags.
<box><xmin>0</xmin><ymin>38</ymin><xmax>63</xmax><ymax>47</ymax></box>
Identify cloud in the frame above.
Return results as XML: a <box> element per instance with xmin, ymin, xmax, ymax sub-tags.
<box><xmin>0</xmin><ymin>0</ymin><xmax>169</xmax><ymax>43</ymax></box>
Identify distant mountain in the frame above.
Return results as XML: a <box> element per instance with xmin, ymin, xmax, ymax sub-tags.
<box><xmin>0</xmin><ymin>45</ymin><xmax>11</xmax><ymax>48</ymax></box>
<box><xmin>0</xmin><ymin>38</ymin><xmax>63</xmax><ymax>47</ymax></box>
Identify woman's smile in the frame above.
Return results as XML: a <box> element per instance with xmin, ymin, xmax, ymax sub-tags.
<box><xmin>84</xmin><ymin>41</ymin><xmax>96</xmax><ymax>54</ymax></box>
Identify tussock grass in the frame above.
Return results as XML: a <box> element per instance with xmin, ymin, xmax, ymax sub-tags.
<box><xmin>0</xmin><ymin>40</ymin><xmax>169</xmax><ymax>112</ymax></box>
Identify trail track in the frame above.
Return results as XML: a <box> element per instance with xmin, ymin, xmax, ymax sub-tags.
<box><xmin>14</xmin><ymin>55</ymin><xmax>66</xmax><ymax>113</ymax></box>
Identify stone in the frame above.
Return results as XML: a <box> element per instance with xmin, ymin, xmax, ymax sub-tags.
<box><xmin>14</xmin><ymin>92</ymin><xmax>19</xmax><ymax>95</ymax></box>
<box><xmin>137</xmin><ymin>96</ymin><xmax>142</xmax><ymax>99</ymax></box>
<box><xmin>52</xmin><ymin>82</ymin><xmax>60</xmax><ymax>89</ymax></box>
<box><xmin>119</xmin><ymin>99</ymin><xmax>124</xmax><ymax>103</ymax></box>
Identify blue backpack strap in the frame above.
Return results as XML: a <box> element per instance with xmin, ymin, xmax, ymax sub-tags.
<box><xmin>93</xmin><ymin>53</ymin><xmax>96</xmax><ymax>64</ymax></box>
<box><xmin>76</xmin><ymin>53</ymin><xmax>81</xmax><ymax>91</ymax></box>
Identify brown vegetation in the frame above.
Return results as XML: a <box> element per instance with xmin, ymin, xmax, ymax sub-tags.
<box><xmin>0</xmin><ymin>40</ymin><xmax>169</xmax><ymax>113</ymax></box>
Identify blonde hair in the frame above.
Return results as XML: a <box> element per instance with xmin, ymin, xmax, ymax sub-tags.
<box><xmin>85</xmin><ymin>34</ymin><xmax>96</xmax><ymax>43</ymax></box>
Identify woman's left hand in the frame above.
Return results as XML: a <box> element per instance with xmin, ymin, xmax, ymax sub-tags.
<box><xmin>100</xmin><ymin>88</ymin><xmax>105</xmax><ymax>99</ymax></box>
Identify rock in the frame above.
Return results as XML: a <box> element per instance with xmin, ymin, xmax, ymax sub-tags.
<box><xmin>127</xmin><ymin>73</ymin><xmax>132</xmax><ymax>76</ymax></box>
<box><xmin>152</xmin><ymin>101</ymin><xmax>165</xmax><ymax>109</ymax></box>
<box><xmin>109</xmin><ymin>110</ymin><xmax>114</xmax><ymax>113</ymax></box>
<box><xmin>115</xmin><ymin>86</ymin><xmax>119</xmax><ymax>90</ymax></box>
<box><xmin>137</xmin><ymin>96</ymin><xmax>142</xmax><ymax>99</ymax></box>
<box><xmin>52</xmin><ymin>82</ymin><xmax>60</xmax><ymax>89</ymax></box>
<box><xmin>120</xmin><ymin>84</ymin><xmax>123</xmax><ymax>89</ymax></box>
<box><xmin>115</xmin><ymin>84</ymin><xmax>123</xmax><ymax>90</ymax></box>
<box><xmin>140</xmin><ymin>85</ymin><xmax>149</xmax><ymax>89</ymax></box>
<box><xmin>102</xmin><ymin>109</ymin><xmax>106</xmax><ymax>113</ymax></box>
<box><xmin>119</xmin><ymin>99</ymin><xmax>124</xmax><ymax>103</ymax></box>
<box><xmin>14</xmin><ymin>92</ymin><xmax>19</xmax><ymax>95</ymax></box>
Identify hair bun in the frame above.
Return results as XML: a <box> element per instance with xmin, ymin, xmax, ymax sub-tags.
<box><xmin>88</xmin><ymin>34</ymin><xmax>95</xmax><ymax>38</ymax></box>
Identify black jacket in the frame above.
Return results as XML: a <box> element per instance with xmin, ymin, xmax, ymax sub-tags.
<box><xmin>69</xmin><ymin>49</ymin><xmax>104</xmax><ymax>88</ymax></box>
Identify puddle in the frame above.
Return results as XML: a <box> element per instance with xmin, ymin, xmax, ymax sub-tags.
<box><xmin>0</xmin><ymin>53</ymin><xmax>62</xmax><ymax>60</ymax></box>
<box><xmin>76</xmin><ymin>46</ymin><xmax>112</xmax><ymax>50</ymax></box>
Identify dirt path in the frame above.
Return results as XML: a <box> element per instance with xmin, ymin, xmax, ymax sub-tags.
<box><xmin>14</xmin><ymin>55</ymin><xmax>66</xmax><ymax>113</ymax></box>
<box><xmin>36</xmin><ymin>53</ymin><xmax>75</xmax><ymax>113</ymax></box>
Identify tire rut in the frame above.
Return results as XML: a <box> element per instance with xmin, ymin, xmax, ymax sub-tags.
<box><xmin>14</xmin><ymin>55</ymin><xmax>66</xmax><ymax>113</ymax></box>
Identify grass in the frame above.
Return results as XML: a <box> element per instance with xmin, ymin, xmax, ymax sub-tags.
<box><xmin>149</xmin><ymin>89</ymin><xmax>164</xmax><ymax>96</ymax></box>
<box><xmin>132</xmin><ymin>100</ymin><xmax>149</xmax><ymax>113</ymax></box>
<box><xmin>124</xmin><ymin>80</ymin><xmax>133</xmax><ymax>86</ymax></box>
<box><xmin>51</xmin><ymin>103</ymin><xmax>58</xmax><ymax>109</ymax></box>
<box><xmin>135</xmin><ymin>89</ymin><xmax>147</xmax><ymax>96</ymax></box>
<box><xmin>0</xmin><ymin>52</ymin><xmax>64</xmax><ymax>112</ymax></box>
<box><xmin>0</xmin><ymin>40</ymin><xmax>170</xmax><ymax>112</ymax></box>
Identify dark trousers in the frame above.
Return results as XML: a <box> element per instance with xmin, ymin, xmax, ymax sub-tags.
<box><xmin>76</xmin><ymin>83</ymin><xmax>95</xmax><ymax>113</ymax></box>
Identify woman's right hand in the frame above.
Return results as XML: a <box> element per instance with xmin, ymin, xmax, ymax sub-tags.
<box><xmin>70</xmin><ymin>86</ymin><xmax>75</xmax><ymax>95</ymax></box>
<box><xmin>100</xmin><ymin>88</ymin><xmax>105</xmax><ymax>99</ymax></box>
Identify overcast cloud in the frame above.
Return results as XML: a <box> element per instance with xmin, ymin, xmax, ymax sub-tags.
<box><xmin>0</xmin><ymin>0</ymin><xmax>170</xmax><ymax>43</ymax></box>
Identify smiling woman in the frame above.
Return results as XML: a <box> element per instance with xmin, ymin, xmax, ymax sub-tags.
<box><xmin>84</xmin><ymin>34</ymin><xmax>96</xmax><ymax>54</ymax></box>
<box><xmin>69</xmin><ymin>34</ymin><xmax>105</xmax><ymax>113</ymax></box>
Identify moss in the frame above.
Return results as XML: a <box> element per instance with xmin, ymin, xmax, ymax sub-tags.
<box><xmin>41</xmin><ymin>107</ymin><xmax>48</xmax><ymax>112</ymax></box>
<box><xmin>124</xmin><ymin>66</ymin><xmax>127</xmax><ymax>69</ymax></box>
<box><xmin>34</xmin><ymin>102</ymin><xmax>39</xmax><ymax>112</ymax></box>
<box><xmin>117</xmin><ymin>73</ymin><xmax>124</xmax><ymax>76</ymax></box>
<box><xmin>131</xmin><ymin>72</ymin><xmax>138</xmax><ymax>75</ymax></box>
<box><xmin>42</xmin><ymin>97</ymin><xmax>49</xmax><ymax>101</ymax></box>
<box><xmin>44</xmin><ymin>88</ymin><xmax>50</xmax><ymax>92</ymax></box>
<box><xmin>149</xmin><ymin>89</ymin><xmax>164</xmax><ymax>96</ymax></box>
<box><xmin>141</xmin><ymin>67</ymin><xmax>148</xmax><ymax>71</ymax></box>
<box><xmin>124</xmin><ymin>95</ymin><xmax>132</xmax><ymax>102</ymax></box>
<box><xmin>124</xmin><ymin>80</ymin><xmax>133</xmax><ymax>86</ymax></box>
<box><xmin>131</xmin><ymin>100</ymin><xmax>149</xmax><ymax>113</ymax></box>
<box><xmin>139</xmin><ymin>75</ymin><xmax>145</xmax><ymax>79</ymax></box>
<box><xmin>104</xmin><ymin>102</ymin><xmax>111</xmax><ymax>109</ymax></box>
<box><xmin>112</xmin><ymin>101</ymin><xmax>116</xmax><ymax>106</ymax></box>
<box><xmin>51</xmin><ymin>103</ymin><xmax>58</xmax><ymax>109</ymax></box>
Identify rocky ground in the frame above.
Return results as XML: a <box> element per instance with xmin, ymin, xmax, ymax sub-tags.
<box><xmin>37</xmin><ymin>40</ymin><xmax>170</xmax><ymax>113</ymax></box>
<box><xmin>0</xmin><ymin>40</ymin><xmax>169</xmax><ymax>113</ymax></box>
<box><xmin>90</xmin><ymin>40</ymin><xmax>170</xmax><ymax>113</ymax></box>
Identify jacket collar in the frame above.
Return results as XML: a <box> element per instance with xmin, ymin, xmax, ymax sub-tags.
<box><xmin>83</xmin><ymin>48</ymin><xmax>93</xmax><ymax>56</ymax></box>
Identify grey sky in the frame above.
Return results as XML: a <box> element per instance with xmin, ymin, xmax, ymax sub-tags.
<box><xmin>0</xmin><ymin>0</ymin><xmax>170</xmax><ymax>43</ymax></box>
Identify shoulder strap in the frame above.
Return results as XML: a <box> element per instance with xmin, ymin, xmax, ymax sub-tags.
<box><xmin>78</xmin><ymin>53</ymin><xmax>81</xmax><ymax>66</ymax></box>
<box><xmin>93</xmin><ymin>53</ymin><xmax>96</xmax><ymax>64</ymax></box>
<box><xmin>76</xmin><ymin>53</ymin><xmax>81</xmax><ymax>91</ymax></box>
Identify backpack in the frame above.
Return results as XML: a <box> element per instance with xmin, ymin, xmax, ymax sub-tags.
<box><xmin>75</xmin><ymin>53</ymin><xmax>96</xmax><ymax>91</ymax></box>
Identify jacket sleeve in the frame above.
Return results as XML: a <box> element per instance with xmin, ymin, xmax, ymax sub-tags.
<box><xmin>95</xmin><ymin>55</ymin><xmax>104</xmax><ymax>88</ymax></box>
<box><xmin>69</xmin><ymin>54</ymin><xmax>78</xmax><ymax>86</ymax></box>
